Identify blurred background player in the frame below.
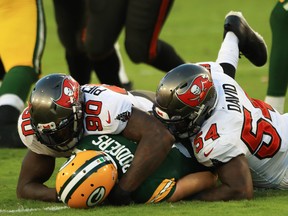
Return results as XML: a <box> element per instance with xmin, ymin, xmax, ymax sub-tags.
<box><xmin>52</xmin><ymin>0</ymin><xmax>132</xmax><ymax>89</ymax></box>
<box><xmin>84</xmin><ymin>0</ymin><xmax>185</xmax><ymax>79</ymax></box>
<box><xmin>265</xmin><ymin>0</ymin><xmax>288</xmax><ymax>114</ymax></box>
<box><xmin>0</xmin><ymin>0</ymin><xmax>46</xmax><ymax>148</ymax></box>
<box><xmin>0</xmin><ymin>60</ymin><xmax>4</xmax><ymax>83</ymax></box>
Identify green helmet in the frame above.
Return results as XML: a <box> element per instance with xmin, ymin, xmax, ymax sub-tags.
<box><xmin>29</xmin><ymin>73</ymin><xmax>83</xmax><ymax>151</ymax></box>
<box><xmin>153</xmin><ymin>63</ymin><xmax>217</xmax><ymax>138</ymax></box>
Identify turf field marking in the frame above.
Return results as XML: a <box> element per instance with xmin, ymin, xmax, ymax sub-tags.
<box><xmin>0</xmin><ymin>206</ymin><xmax>68</xmax><ymax>213</ymax></box>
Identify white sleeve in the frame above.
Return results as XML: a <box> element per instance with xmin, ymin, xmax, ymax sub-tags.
<box><xmin>196</xmin><ymin>61</ymin><xmax>225</xmax><ymax>75</ymax></box>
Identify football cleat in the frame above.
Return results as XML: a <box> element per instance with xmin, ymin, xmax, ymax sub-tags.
<box><xmin>223</xmin><ymin>11</ymin><xmax>267</xmax><ymax>67</ymax></box>
<box><xmin>56</xmin><ymin>150</ymin><xmax>118</xmax><ymax>208</ymax></box>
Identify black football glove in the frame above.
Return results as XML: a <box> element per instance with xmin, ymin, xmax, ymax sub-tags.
<box><xmin>107</xmin><ymin>184</ymin><xmax>133</xmax><ymax>206</ymax></box>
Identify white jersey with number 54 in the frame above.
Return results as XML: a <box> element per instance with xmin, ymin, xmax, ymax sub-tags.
<box><xmin>191</xmin><ymin>62</ymin><xmax>288</xmax><ymax>189</ymax></box>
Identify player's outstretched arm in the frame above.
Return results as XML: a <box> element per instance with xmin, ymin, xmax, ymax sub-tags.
<box><xmin>192</xmin><ymin>155</ymin><xmax>253</xmax><ymax>201</ymax></box>
<box><xmin>109</xmin><ymin>107</ymin><xmax>175</xmax><ymax>205</ymax></box>
<box><xmin>16</xmin><ymin>150</ymin><xmax>59</xmax><ymax>202</ymax></box>
<box><xmin>168</xmin><ymin>171</ymin><xmax>218</xmax><ymax>202</ymax></box>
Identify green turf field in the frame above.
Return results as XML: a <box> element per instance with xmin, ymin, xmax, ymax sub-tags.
<box><xmin>2</xmin><ymin>0</ymin><xmax>288</xmax><ymax>215</ymax></box>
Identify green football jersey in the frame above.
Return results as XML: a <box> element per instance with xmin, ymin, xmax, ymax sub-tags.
<box><xmin>75</xmin><ymin>134</ymin><xmax>209</xmax><ymax>203</ymax></box>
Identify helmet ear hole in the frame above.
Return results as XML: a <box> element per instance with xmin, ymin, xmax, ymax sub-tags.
<box><xmin>56</xmin><ymin>151</ymin><xmax>118</xmax><ymax>208</ymax></box>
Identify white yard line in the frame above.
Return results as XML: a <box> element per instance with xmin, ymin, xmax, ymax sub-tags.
<box><xmin>0</xmin><ymin>206</ymin><xmax>68</xmax><ymax>213</ymax></box>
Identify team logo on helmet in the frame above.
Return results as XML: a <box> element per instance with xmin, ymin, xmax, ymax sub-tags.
<box><xmin>177</xmin><ymin>74</ymin><xmax>213</xmax><ymax>107</ymax></box>
<box><xmin>53</xmin><ymin>77</ymin><xmax>79</xmax><ymax>108</ymax></box>
<box><xmin>87</xmin><ymin>186</ymin><xmax>106</xmax><ymax>207</ymax></box>
<box><xmin>56</xmin><ymin>151</ymin><xmax>118</xmax><ymax>208</ymax></box>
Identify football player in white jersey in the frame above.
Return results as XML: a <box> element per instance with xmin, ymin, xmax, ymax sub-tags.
<box><xmin>153</xmin><ymin>11</ymin><xmax>286</xmax><ymax>201</ymax></box>
<box><xmin>16</xmin><ymin>75</ymin><xmax>174</xmax><ymax>204</ymax></box>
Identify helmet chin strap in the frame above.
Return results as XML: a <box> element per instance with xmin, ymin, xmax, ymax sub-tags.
<box><xmin>53</xmin><ymin>130</ymin><xmax>83</xmax><ymax>152</ymax></box>
<box><xmin>178</xmin><ymin>132</ymin><xmax>189</xmax><ymax>139</ymax></box>
<box><xmin>71</xmin><ymin>95</ymin><xmax>83</xmax><ymax>133</ymax></box>
<box><xmin>191</xmin><ymin>104</ymin><xmax>205</xmax><ymax>123</ymax></box>
<box><xmin>186</xmin><ymin>104</ymin><xmax>206</xmax><ymax>137</ymax></box>
<box><xmin>178</xmin><ymin>125</ymin><xmax>201</xmax><ymax>139</ymax></box>
<box><xmin>186</xmin><ymin>94</ymin><xmax>218</xmax><ymax>138</ymax></box>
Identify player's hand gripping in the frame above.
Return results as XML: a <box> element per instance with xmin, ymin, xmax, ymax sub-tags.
<box><xmin>107</xmin><ymin>183</ymin><xmax>133</xmax><ymax>206</ymax></box>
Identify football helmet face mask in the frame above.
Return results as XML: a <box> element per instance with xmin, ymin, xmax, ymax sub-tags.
<box><xmin>153</xmin><ymin>63</ymin><xmax>218</xmax><ymax>139</ymax></box>
<box><xmin>29</xmin><ymin>74</ymin><xmax>83</xmax><ymax>151</ymax></box>
<box><xmin>56</xmin><ymin>150</ymin><xmax>118</xmax><ymax>208</ymax></box>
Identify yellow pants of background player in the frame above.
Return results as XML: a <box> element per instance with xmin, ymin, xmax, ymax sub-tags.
<box><xmin>0</xmin><ymin>0</ymin><xmax>45</xmax><ymax>73</ymax></box>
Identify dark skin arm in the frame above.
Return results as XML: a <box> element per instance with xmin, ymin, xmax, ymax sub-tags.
<box><xmin>16</xmin><ymin>150</ymin><xmax>59</xmax><ymax>202</ymax></box>
<box><xmin>192</xmin><ymin>155</ymin><xmax>253</xmax><ymax>201</ymax></box>
<box><xmin>120</xmin><ymin>107</ymin><xmax>175</xmax><ymax>192</ymax></box>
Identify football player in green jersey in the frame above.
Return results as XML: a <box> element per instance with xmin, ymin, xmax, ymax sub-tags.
<box><xmin>56</xmin><ymin>134</ymin><xmax>217</xmax><ymax>207</ymax></box>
